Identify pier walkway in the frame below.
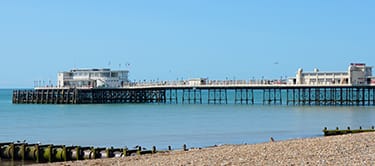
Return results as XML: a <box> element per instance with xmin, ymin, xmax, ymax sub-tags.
<box><xmin>12</xmin><ymin>81</ymin><xmax>375</xmax><ymax>106</ymax></box>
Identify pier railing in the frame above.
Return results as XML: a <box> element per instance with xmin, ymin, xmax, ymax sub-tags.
<box><xmin>34</xmin><ymin>79</ymin><xmax>372</xmax><ymax>90</ymax></box>
<box><xmin>124</xmin><ymin>80</ymin><xmax>285</xmax><ymax>88</ymax></box>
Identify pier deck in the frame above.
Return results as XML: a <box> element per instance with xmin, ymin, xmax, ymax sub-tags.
<box><xmin>12</xmin><ymin>83</ymin><xmax>375</xmax><ymax>105</ymax></box>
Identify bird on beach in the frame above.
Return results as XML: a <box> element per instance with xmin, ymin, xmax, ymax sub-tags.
<box><xmin>270</xmin><ymin>137</ymin><xmax>275</xmax><ymax>142</ymax></box>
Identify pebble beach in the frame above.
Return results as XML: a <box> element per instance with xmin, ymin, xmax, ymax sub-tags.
<box><xmin>36</xmin><ymin>132</ymin><xmax>375</xmax><ymax>166</ymax></box>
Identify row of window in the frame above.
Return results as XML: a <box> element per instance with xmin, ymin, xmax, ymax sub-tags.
<box><xmin>64</xmin><ymin>72</ymin><xmax>123</xmax><ymax>77</ymax></box>
<box><xmin>302</xmin><ymin>73</ymin><xmax>348</xmax><ymax>77</ymax></box>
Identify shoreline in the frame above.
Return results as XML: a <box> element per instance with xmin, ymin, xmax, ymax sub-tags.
<box><xmin>36</xmin><ymin>132</ymin><xmax>375</xmax><ymax>165</ymax></box>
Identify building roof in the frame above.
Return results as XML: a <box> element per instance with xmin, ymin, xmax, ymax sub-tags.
<box><xmin>70</xmin><ymin>68</ymin><xmax>111</xmax><ymax>72</ymax></box>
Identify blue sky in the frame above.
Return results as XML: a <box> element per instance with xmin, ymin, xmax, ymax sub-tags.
<box><xmin>1</xmin><ymin>1</ymin><xmax>374</xmax><ymax>88</ymax></box>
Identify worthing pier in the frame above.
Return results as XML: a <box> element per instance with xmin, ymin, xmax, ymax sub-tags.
<box><xmin>12</xmin><ymin>63</ymin><xmax>375</xmax><ymax>106</ymax></box>
<box><xmin>12</xmin><ymin>84</ymin><xmax>375</xmax><ymax>105</ymax></box>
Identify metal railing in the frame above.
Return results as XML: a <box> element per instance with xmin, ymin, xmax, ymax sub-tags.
<box><xmin>34</xmin><ymin>79</ymin><xmax>375</xmax><ymax>90</ymax></box>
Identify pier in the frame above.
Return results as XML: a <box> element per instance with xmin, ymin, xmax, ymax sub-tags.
<box><xmin>12</xmin><ymin>63</ymin><xmax>375</xmax><ymax>105</ymax></box>
<box><xmin>12</xmin><ymin>83</ymin><xmax>375</xmax><ymax>105</ymax></box>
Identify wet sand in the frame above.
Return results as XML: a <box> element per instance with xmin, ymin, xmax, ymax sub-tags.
<box><xmin>36</xmin><ymin>132</ymin><xmax>375</xmax><ymax>166</ymax></box>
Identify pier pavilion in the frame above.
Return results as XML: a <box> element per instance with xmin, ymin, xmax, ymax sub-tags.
<box><xmin>57</xmin><ymin>68</ymin><xmax>129</xmax><ymax>88</ymax></box>
<box><xmin>288</xmin><ymin>63</ymin><xmax>373</xmax><ymax>85</ymax></box>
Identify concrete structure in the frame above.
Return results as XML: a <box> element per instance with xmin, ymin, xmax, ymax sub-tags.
<box><xmin>57</xmin><ymin>68</ymin><xmax>129</xmax><ymax>88</ymax></box>
<box><xmin>289</xmin><ymin>63</ymin><xmax>373</xmax><ymax>85</ymax></box>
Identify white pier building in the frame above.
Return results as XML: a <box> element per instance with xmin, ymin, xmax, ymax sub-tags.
<box><xmin>57</xmin><ymin>68</ymin><xmax>129</xmax><ymax>88</ymax></box>
<box><xmin>53</xmin><ymin>63</ymin><xmax>374</xmax><ymax>89</ymax></box>
<box><xmin>289</xmin><ymin>63</ymin><xmax>374</xmax><ymax>85</ymax></box>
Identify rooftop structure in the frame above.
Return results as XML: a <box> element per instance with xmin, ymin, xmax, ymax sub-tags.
<box><xmin>288</xmin><ymin>63</ymin><xmax>373</xmax><ymax>85</ymax></box>
<box><xmin>57</xmin><ymin>68</ymin><xmax>129</xmax><ymax>88</ymax></box>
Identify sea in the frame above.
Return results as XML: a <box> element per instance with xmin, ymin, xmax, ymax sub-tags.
<box><xmin>1</xmin><ymin>89</ymin><xmax>375</xmax><ymax>150</ymax></box>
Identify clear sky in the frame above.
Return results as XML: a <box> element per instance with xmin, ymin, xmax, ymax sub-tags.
<box><xmin>1</xmin><ymin>1</ymin><xmax>374</xmax><ymax>88</ymax></box>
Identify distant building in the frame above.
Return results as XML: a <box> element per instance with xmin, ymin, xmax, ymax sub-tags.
<box><xmin>188</xmin><ymin>78</ymin><xmax>208</xmax><ymax>86</ymax></box>
<box><xmin>288</xmin><ymin>63</ymin><xmax>373</xmax><ymax>85</ymax></box>
<box><xmin>57</xmin><ymin>68</ymin><xmax>129</xmax><ymax>88</ymax></box>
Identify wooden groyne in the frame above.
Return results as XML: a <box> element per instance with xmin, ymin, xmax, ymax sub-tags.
<box><xmin>13</xmin><ymin>85</ymin><xmax>375</xmax><ymax>105</ymax></box>
<box><xmin>0</xmin><ymin>142</ymin><xmax>187</xmax><ymax>164</ymax></box>
<box><xmin>323</xmin><ymin>126</ymin><xmax>375</xmax><ymax>136</ymax></box>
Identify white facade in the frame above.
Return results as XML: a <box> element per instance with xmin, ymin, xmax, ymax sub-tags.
<box><xmin>57</xmin><ymin>68</ymin><xmax>129</xmax><ymax>88</ymax></box>
<box><xmin>188</xmin><ymin>78</ymin><xmax>207</xmax><ymax>86</ymax></box>
<box><xmin>289</xmin><ymin>63</ymin><xmax>373</xmax><ymax>85</ymax></box>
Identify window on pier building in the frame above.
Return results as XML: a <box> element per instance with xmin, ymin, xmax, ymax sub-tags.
<box><xmin>111</xmin><ymin>72</ymin><xmax>118</xmax><ymax>77</ymax></box>
<box><xmin>97</xmin><ymin>72</ymin><xmax>109</xmax><ymax>77</ymax></box>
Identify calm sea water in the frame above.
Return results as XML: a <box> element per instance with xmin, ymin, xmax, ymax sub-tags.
<box><xmin>1</xmin><ymin>89</ymin><xmax>375</xmax><ymax>149</ymax></box>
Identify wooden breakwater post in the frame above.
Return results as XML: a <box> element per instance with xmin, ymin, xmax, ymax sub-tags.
<box><xmin>183</xmin><ymin>144</ymin><xmax>187</xmax><ymax>151</ymax></box>
<box><xmin>0</xmin><ymin>142</ymin><xmax>174</xmax><ymax>164</ymax></box>
<box><xmin>323</xmin><ymin>126</ymin><xmax>375</xmax><ymax>136</ymax></box>
<box><xmin>152</xmin><ymin>146</ymin><xmax>157</xmax><ymax>154</ymax></box>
